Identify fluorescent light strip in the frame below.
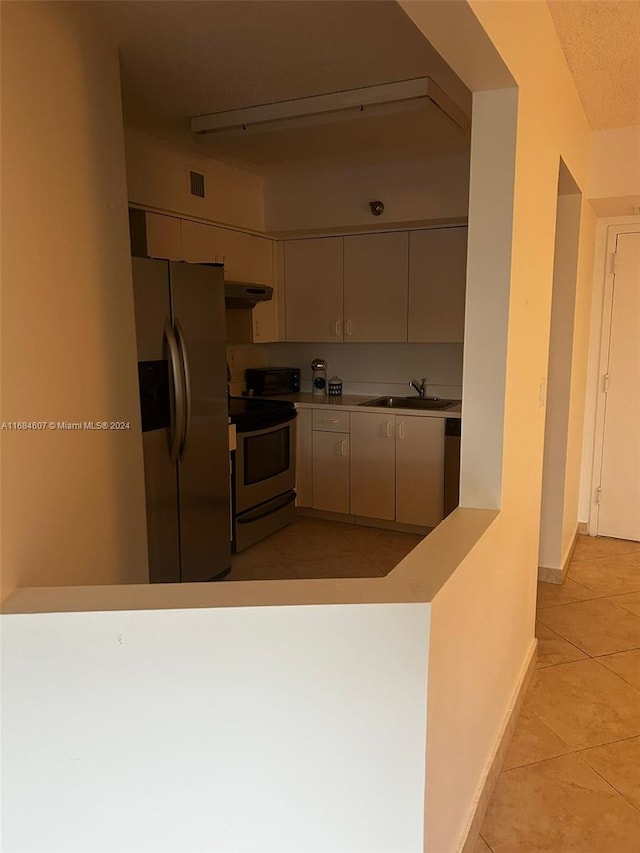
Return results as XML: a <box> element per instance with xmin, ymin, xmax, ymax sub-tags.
<box><xmin>190</xmin><ymin>76</ymin><xmax>469</xmax><ymax>138</ymax></box>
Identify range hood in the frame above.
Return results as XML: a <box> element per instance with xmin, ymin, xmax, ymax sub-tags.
<box><xmin>225</xmin><ymin>282</ymin><xmax>273</xmax><ymax>309</ymax></box>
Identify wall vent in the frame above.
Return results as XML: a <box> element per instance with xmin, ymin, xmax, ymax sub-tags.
<box><xmin>189</xmin><ymin>170</ymin><xmax>205</xmax><ymax>198</ymax></box>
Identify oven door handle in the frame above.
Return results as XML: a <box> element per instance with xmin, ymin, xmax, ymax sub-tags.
<box><xmin>236</xmin><ymin>491</ymin><xmax>296</xmax><ymax>524</ymax></box>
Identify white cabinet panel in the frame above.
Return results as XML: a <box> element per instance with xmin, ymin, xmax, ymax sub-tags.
<box><xmin>296</xmin><ymin>408</ymin><xmax>313</xmax><ymax>508</ymax></box>
<box><xmin>408</xmin><ymin>227</ymin><xmax>467</xmax><ymax>343</ymax></box>
<box><xmin>395</xmin><ymin>416</ymin><xmax>445</xmax><ymax>527</ymax></box>
<box><xmin>350</xmin><ymin>412</ymin><xmax>395</xmax><ymax>520</ymax></box>
<box><xmin>284</xmin><ymin>238</ymin><xmax>343</xmax><ymax>342</ymax></box>
<box><xmin>182</xmin><ymin>219</ymin><xmax>278</xmax><ymax>343</ymax></box>
<box><xmin>312</xmin><ymin>409</ymin><xmax>350</xmax><ymax>433</ymax></box>
<box><xmin>344</xmin><ymin>232</ymin><xmax>409</xmax><ymax>343</ymax></box>
<box><xmin>145</xmin><ymin>212</ymin><xmax>183</xmax><ymax>261</ymax></box>
<box><xmin>312</xmin><ymin>431</ymin><xmax>350</xmax><ymax>514</ymax></box>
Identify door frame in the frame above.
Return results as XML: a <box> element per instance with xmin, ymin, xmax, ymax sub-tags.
<box><xmin>589</xmin><ymin>221</ymin><xmax>640</xmax><ymax>536</ymax></box>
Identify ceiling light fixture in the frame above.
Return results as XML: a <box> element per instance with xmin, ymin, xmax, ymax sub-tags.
<box><xmin>190</xmin><ymin>76</ymin><xmax>469</xmax><ymax>140</ymax></box>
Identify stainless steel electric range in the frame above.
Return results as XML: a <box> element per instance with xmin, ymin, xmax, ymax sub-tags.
<box><xmin>229</xmin><ymin>398</ymin><xmax>297</xmax><ymax>553</ymax></box>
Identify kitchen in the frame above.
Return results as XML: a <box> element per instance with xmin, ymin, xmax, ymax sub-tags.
<box><xmin>111</xmin><ymin>1</ymin><xmax>472</xmax><ymax>585</ymax></box>
<box><xmin>6</xmin><ymin>3</ymin><xmax>608</xmax><ymax>851</ymax></box>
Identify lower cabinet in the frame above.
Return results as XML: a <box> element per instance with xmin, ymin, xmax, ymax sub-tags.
<box><xmin>297</xmin><ymin>406</ymin><xmax>447</xmax><ymax>529</ymax></box>
<box><xmin>312</xmin><ymin>431</ymin><xmax>350</xmax><ymax>514</ymax></box>
<box><xmin>350</xmin><ymin>412</ymin><xmax>396</xmax><ymax>521</ymax></box>
<box><xmin>395</xmin><ymin>415</ymin><xmax>445</xmax><ymax>527</ymax></box>
<box><xmin>350</xmin><ymin>411</ymin><xmax>445</xmax><ymax>527</ymax></box>
<box><xmin>311</xmin><ymin>409</ymin><xmax>350</xmax><ymax>513</ymax></box>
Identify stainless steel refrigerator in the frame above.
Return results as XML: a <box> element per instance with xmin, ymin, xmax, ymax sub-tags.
<box><xmin>132</xmin><ymin>257</ymin><xmax>231</xmax><ymax>583</ymax></box>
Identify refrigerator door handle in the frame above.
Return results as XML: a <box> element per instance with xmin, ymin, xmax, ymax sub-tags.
<box><xmin>164</xmin><ymin>320</ymin><xmax>185</xmax><ymax>464</ymax></box>
<box><xmin>174</xmin><ymin>319</ymin><xmax>192</xmax><ymax>460</ymax></box>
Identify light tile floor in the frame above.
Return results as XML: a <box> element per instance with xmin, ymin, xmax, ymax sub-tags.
<box><xmin>228</xmin><ymin>516</ymin><xmax>423</xmax><ymax>581</ymax></box>
<box><xmin>479</xmin><ymin>534</ymin><xmax>640</xmax><ymax>852</ymax></box>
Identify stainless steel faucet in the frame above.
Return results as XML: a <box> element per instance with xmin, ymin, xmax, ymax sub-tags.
<box><xmin>409</xmin><ymin>378</ymin><xmax>427</xmax><ymax>398</ymax></box>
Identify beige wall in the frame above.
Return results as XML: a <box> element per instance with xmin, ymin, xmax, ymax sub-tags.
<box><xmin>124</xmin><ymin>126</ymin><xmax>265</xmax><ymax>232</ymax></box>
<box><xmin>588</xmin><ymin>126</ymin><xmax>640</xmax><ymax>216</ymax></box>
<box><xmin>1</xmin><ymin>2</ymin><xmax>148</xmax><ymax>596</ymax></box>
<box><xmin>539</xmin><ymin>192</ymin><xmax>582</xmax><ymax>573</ymax></box>
<box><xmin>264</xmin><ymin>155</ymin><xmax>469</xmax><ymax>233</ymax></box>
<box><xmin>401</xmin><ymin>1</ymin><xmax>594</xmax><ymax>848</ymax></box>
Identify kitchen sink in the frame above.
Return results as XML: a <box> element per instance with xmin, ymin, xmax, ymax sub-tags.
<box><xmin>357</xmin><ymin>396</ymin><xmax>460</xmax><ymax>410</ymax></box>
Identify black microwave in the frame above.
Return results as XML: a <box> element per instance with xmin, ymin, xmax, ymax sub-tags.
<box><xmin>245</xmin><ymin>367</ymin><xmax>300</xmax><ymax>396</ymax></box>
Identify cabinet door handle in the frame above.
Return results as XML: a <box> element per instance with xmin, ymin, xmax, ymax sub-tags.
<box><xmin>335</xmin><ymin>320</ymin><xmax>341</xmax><ymax>337</ymax></box>
<box><xmin>254</xmin><ymin>319</ymin><xmax>260</xmax><ymax>338</ymax></box>
<box><xmin>320</xmin><ymin>418</ymin><xmax>339</xmax><ymax>424</ymax></box>
<box><xmin>397</xmin><ymin>421</ymin><xmax>404</xmax><ymax>440</ymax></box>
<box><xmin>340</xmin><ymin>439</ymin><xmax>347</xmax><ymax>456</ymax></box>
<box><xmin>346</xmin><ymin>319</ymin><xmax>353</xmax><ymax>336</ymax></box>
<box><xmin>386</xmin><ymin>420</ymin><xmax>393</xmax><ymax>439</ymax></box>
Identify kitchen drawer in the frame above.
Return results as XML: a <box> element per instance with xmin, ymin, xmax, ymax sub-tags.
<box><xmin>312</xmin><ymin>409</ymin><xmax>350</xmax><ymax>433</ymax></box>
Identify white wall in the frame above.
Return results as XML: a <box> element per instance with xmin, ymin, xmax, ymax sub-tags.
<box><xmin>588</xmin><ymin>126</ymin><xmax>640</xmax><ymax>216</ymax></box>
<box><xmin>264</xmin><ymin>155</ymin><xmax>469</xmax><ymax>233</ymax></box>
<box><xmin>2</xmin><ymin>602</ymin><xmax>430</xmax><ymax>852</ymax></box>
<box><xmin>262</xmin><ymin>342</ymin><xmax>463</xmax><ymax>399</ymax></box>
<box><xmin>539</xmin><ymin>192</ymin><xmax>582</xmax><ymax>573</ymax></box>
<box><xmin>125</xmin><ymin>126</ymin><xmax>265</xmax><ymax>232</ymax></box>
<box><xmin>400</xmin><ymin>1</ymin><xmax>595</xmax><ymax>848</ymax></box>
<box><xmin>0</xmin><ymin>1</ymin><xmax>148</xmax><ymax>596</ymax></box>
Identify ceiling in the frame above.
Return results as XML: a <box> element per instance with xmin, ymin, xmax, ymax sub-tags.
<box><xmin>92</xmin><ymin>0</ymin><xmax>472</xmax><ymax>168</ymax></box>
<box><xmin>548</xmin><ymin>0</ymin><xmax>640</xmax><ymax>130</ymax></box>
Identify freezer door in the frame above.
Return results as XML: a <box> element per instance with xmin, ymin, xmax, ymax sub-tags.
<box><xmin>131</xmin><ymin>257</ymin><xmax>181</xmax><ymax>583</ymax></box>
<box><xmin>170</xmin><ymin>262</ymin><xmax>231</xmax><ymax>580</ymax></box>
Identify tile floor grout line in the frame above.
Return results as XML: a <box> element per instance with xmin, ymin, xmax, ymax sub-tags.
<box><xmin>535</xmin><ymin>618</ymin><xmax>594</xmax><ymax>661</ymax></box>
<box><xmin>537</xmin><ymin>589</ymin><xmax>632</xmax><ymax>609</ymax></box>
<box><xmin>573</xmin><ymin>750</ymin><xmax>640</xmax><ymax>815</ymax></box>
<box><xmin>479</xmin><ymin>833</ymin><xmax>496</xmax><ymax>853</ymax></box>
<box><xmin>575</xmin><ymin>732</ymin><xmax>640</xmax><ymax>753</ymax></box>
<box><xmin>536</xmin><ymin>611</ymin><xmax>640</xmax><ymax>659</ymax></box>
<box><xmin>591</xmin><ymin>654</ymin><xmax>640</xmax><ymax>692</ymax></box>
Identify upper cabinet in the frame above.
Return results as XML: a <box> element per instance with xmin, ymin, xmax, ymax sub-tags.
<box><xmin>408</xmin><ymin>227</ymin><xmax>467</xmax><ymax>343</ymax></box>
<box><xmin>284</xmin><ymin>237</ymin><xmax>343</xmax><ymax>342</ymax></box>
<box><xmin>282</xmin><ymin>226</ymin><xmax>466</xmax><ymax>344</ymax></box>
<box><xmin>144</xmin><ymin>212</ymin><xmax>184</xmax><ymax>261</ymax></box>
<box><xmin>343</xmin><ymin>232</ymin><xmax>409</xmax><ymax>343</ymax></box>
<box><xmin>130</xmin><ymin>212</ymin><xmax>278</xmax><ymax>343</ymax></box>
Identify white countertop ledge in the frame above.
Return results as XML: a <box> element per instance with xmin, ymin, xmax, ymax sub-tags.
<box><xmin>1</xmin><ymin>508</ymin><xmax>498</xmax><ymax>615</ymax></box>
<box><xmin>266</xmin><ymin>393</ymin><xmax>462</xmax><ymax>418</ymax></box>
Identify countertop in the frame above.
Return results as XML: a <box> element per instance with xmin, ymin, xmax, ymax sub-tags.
<box><xmin>264</xmin><ymin>392</ymin><xmax>462</xmax><ymax>419</ymax></box>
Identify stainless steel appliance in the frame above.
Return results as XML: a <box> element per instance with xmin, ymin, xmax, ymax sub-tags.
<box><xmin>245</xmin><ymin>367</ymin><xmax>300</xmax><ymax>396</ymax></box>
<box><xmin>229</xmin><ymin>398</ymin><xmax>297</xmax><ymax>552</ymax></box>
<box><xmin>444</xmin><ymin>418</ymin><xmax>461</xmax><ymax>517</ymax></box>
<box><xmin>132</xmin><ymin>257</ymin><xmax>231</xmax><ymax>583</ymax></box>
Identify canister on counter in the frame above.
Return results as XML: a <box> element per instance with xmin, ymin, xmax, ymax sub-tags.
<box><xmin>311</xmin><ymin>358</ymin><xmax>327</xmax><ymax>396</ymax></box>
<box><xmin>328</xmin><ymin>376</ymin><xmax>343</xmax><ymax>396</ymax></box>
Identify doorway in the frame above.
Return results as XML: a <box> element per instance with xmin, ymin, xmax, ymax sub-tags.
<box><xmin>591</xmin><ymin>226</ymin><xmax>640</xmax><ymax>541</ymax></box>
<box><xmin>538</xmin><ymin>161</ymin><xmax>582</xmax><ymax>579</ymax></box>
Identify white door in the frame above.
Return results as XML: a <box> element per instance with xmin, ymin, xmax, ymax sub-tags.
<box><xmin>597</xmin><ymin>230</ymin><xmax>640</xmax><ymax>540</ymax></box>
<box><xmin>284</xmin><ymin>237</ymin><xmax>343</xmax><ymax>342</ymax></box>
<box><xmin>343</xmin><ymin>232</ymin><xmax>409</xmax><ymax>342</ymax></box>
<box><xmin>312</xmin><ymin>432</ymin><xmax>350</xmax><ymax>514</ymax></box>
<box><xmin>396</xmin><ymin>416</ymin><xmax>445</xmax><ymax>527</ymax></box>
<box><xmin>350</xmin><ymin>412</ymin><xmax>395</xmax><ymax>520</ymax></box>
<box><xmin>408</xmin><ymin>227</ymin><xmax>467</xmax><ymax>343</ymax></box>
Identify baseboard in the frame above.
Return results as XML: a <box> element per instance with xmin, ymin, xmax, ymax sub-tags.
<box><xmin>459</xmin><ymin>639</ymin><xmax>538</xmax><ymax>853</ymax></box>
<box><xmin>296</xmin><ymin>507</ymin><xmax>429</xmax><ymax>536</ymax></box>
<box><xmin>296</xmin><ymin>507</ymin><xmax>357</xmax><ymax>524</ymax></box>
<box><xmin>538</xmin><ymin>526</ymin><xmax>579</xmax><ymax>585</ymax></box>
<box><xmin>578</xmin><ymin>521</ymin><xmax>589</xmax><ymax>535</ymax></box>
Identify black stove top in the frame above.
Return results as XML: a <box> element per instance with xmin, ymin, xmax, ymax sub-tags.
<box><xmin>229</xmin><ymin>396</ymin><xmax>295</xmax><ymax>432</ymax></box>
